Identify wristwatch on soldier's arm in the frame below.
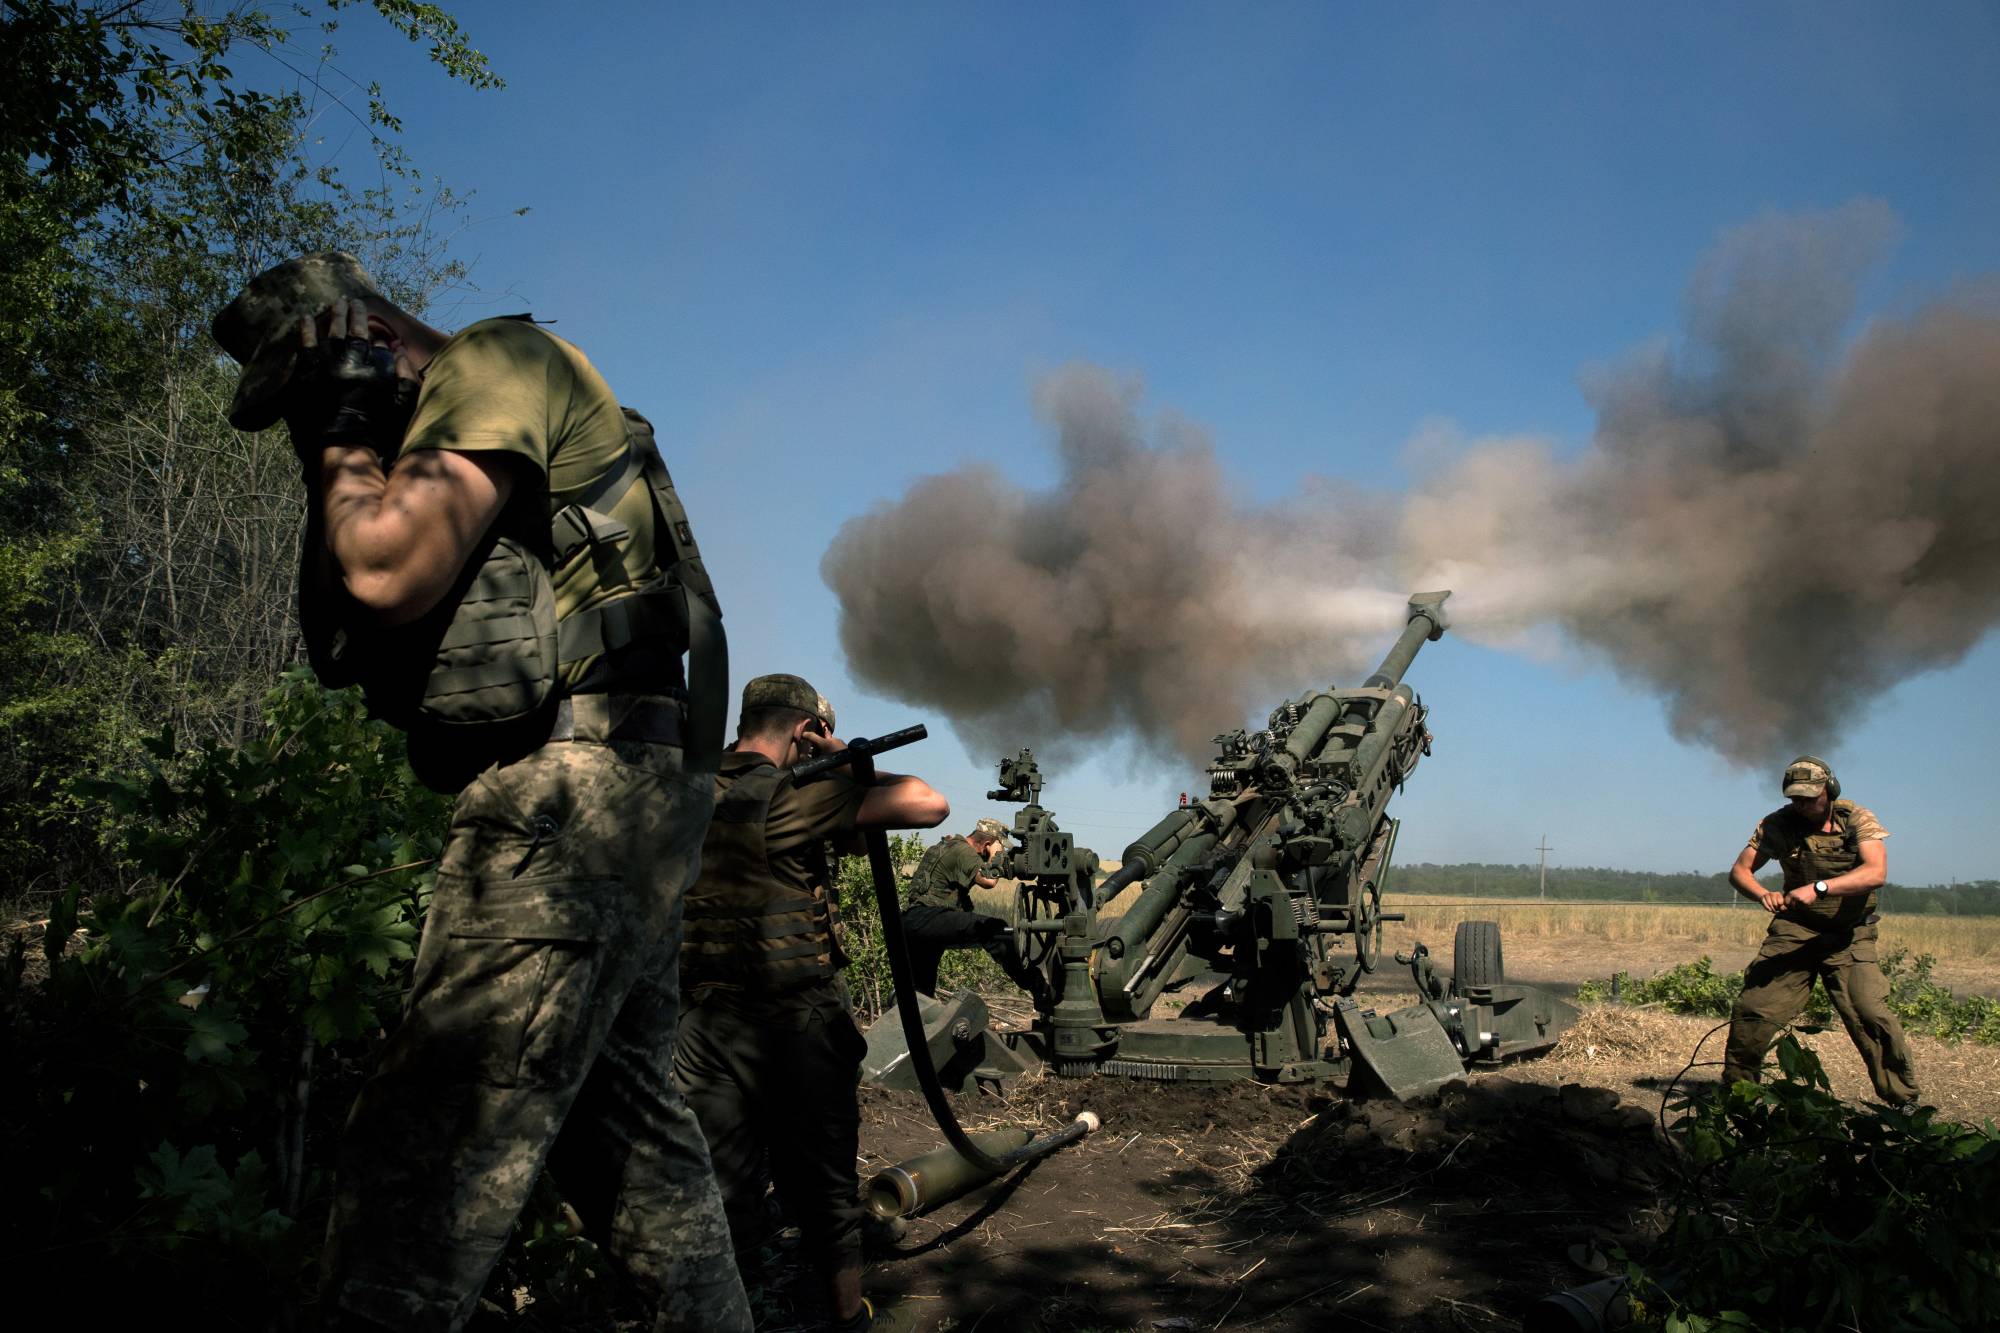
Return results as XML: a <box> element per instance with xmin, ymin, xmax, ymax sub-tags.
<box><xmin>1813</xmin><ymin>880</ymin><xmax>1829</xmax><ymax>899</ymax></box>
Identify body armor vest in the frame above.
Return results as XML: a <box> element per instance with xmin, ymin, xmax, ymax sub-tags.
<box><xmin>1772</xmin><ymin>800</ymin><xmax>1875</xmax><ymax>931</ymax></box>
<box><xmin>905</xmin><ymin>834</ymin><xmax>973</xmax><ymax>911</ymax></box>
<box><xmin>681</xmin><ymin>764</ymin><xmax>839</xmax><ymax>990</ymax></box>
<box><xmin>304</xmin><ymin>400</ymin><xmax>727</xmax><ymax>793</ymax></box>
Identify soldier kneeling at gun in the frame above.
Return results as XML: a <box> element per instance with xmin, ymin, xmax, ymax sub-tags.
<box><xmin>900</xmin><ymin>819</ymin><xmax>1051</xmax><ymax>1008</ymax></box>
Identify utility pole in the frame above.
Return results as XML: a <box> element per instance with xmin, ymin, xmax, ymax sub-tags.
<box><xmin>1536</xmin><ymin>834</ymin><xmax>1553</xmax><ymax>901</ymax></box>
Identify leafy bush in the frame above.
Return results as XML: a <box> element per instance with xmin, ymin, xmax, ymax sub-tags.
<box><xmin>0</xmin><ymin>673</ymin><xmax>1020</xmax><ymax>1323</ymax></box>
<box><xmin>0</xmin><ymin>669</ymin><xmax>450</xmax><ymax>1323</ymax></box>
<box><xmin>1881</xmin><ymin>950</ymin><xmax>2000</xmax><ymax>1044</ymax></box>
<box><xmin>833</xmin><ymin>833</ymin><xmax>1005</xmax><ymax>1019</ymax></box>
<box><xmin>1578</xmin><ymin>949</ymin><xmax>2000</xmax><ymax>1045</ymax></box>
<box><xmin>1629</xmin><ymin>1037</ymin><xmax>2000</xmax><ymax>1331</ymax></box>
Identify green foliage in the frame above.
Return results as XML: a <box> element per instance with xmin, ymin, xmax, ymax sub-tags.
<box><xmin>1579</xmin><ymin>949</ymin><xmax>2000</xmax><ymax>1045</ymax></box>
<box><xmin>1628</xmin><ymin>1038</ymin><xmax>2000</xmax><ymax>1331</ymax></box>
<box><xmin>1880</xmin><ymin>949</ymin><xmax>2000</xmax><ymax>1044</ymax></box>
<box><xmin>3</xmin><ymin>1</ymin><xmax>499</xmax><ymax>213</ymax></box>
<box><xmin>835</xmin><ymin>833</ymin><xmax>1006</xmax><ymax>1018</ymax></box>
<box><xmin>0</xmin><ymin>1</ymin><xmax>500</xmax><ymax>907</ymax></box>
<box><xmin>1577</xmin><ymin>955</ymin><xmax>1809</xmax><ymax>1022</ymax></box>
<box><xmin>1</xmin><ymin>672</ymin><xmax>450</xmax><ymax>1317</ymax></box>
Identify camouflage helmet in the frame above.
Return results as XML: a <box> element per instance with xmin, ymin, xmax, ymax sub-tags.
<box><xmin>211</xmin><ymin>252</ymin><xmax>387</xmax><ymax>431</ymax></box>
<box><xmin>972</xmin><ymin>817</ymin><xmax>1009</xmax><ymax>844</ymax></box>
<box><xmin>1782</xmin><ymin>755</ymin><xmax>1840</xmax><ymax>801</ymax></box>
<box><xmin>740</xmin><ymin>673</ymin><xmax>834</xmax><ymax>732</ymax></box>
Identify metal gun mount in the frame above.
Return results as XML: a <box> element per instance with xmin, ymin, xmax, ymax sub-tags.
<box><xmin>862</xmin><ymin>590</ymin><xmax>1579</xmax><ymax>1099</ymax></box>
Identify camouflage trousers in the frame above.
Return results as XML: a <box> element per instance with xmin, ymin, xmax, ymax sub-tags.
<box><xmin>1723</xmin><ymin>922</ymin><xmax>1920</xmax><ymax>1104</ymax></box>
<box><xmin>321</xmin><ymin>736</ymin><xmax>751</xmax><ymax>1332</ymax></box>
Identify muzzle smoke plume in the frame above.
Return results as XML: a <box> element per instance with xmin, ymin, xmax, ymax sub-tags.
<box><xmin>823</xmin><ymin>201</ymin><xmax>2000</xmax><ymax>767</ymax></box>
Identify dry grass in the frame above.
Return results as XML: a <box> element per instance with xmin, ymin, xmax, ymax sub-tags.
<box><xmin>1525</xmin><ymin>1002</ymin><xmax>2000</xmax><ymax>1127</ymax></box>
<box><xmin>977</xmin><ymin>886</ymin><xmax>2000</xmax><ymax>978</ymax></box>
<box><xmin>1388</xmin><ymin>894</ymin><xmax>2000</xmax><ymax>963</ymax></box>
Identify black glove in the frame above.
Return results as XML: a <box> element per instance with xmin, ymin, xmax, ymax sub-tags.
<box><xmin>974</xmin><ymin>914</ymin><xmax>1010</xmax><ymax>941</ymax></box>
<box><xmin>286</xmin><ymin>337</ymin><xmax>420</xmax><ymax>464</ymax></box>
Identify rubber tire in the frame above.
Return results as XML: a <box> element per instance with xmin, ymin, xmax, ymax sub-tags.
<box><xmin>1453</xmin><ymin>919</ymin><xmax>1505</xmax><ymax>987</ymax></box>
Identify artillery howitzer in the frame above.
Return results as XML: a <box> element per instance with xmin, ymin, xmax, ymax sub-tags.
<box><xmin>862</xmin><ymin>590</ymin><xmax>1579</xmax><ymax>1100</ymax></box>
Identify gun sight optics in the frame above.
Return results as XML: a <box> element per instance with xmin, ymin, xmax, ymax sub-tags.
<box><xmin>987</xmin><ymin>747</ymin><xmax>1044</xmax><ymax>805</ymax></box>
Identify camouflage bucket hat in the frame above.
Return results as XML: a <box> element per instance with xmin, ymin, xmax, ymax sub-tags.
<box><xmin>973</xmin><ymin>817</ymin><xmax>1009</xmax><ymax>843</ymax></box>
<box><xmin>741</xmin><ymin>673</ymin><xmax>834</xmax><ymax>731</ymax></box>
<box><xmin>1782</xmin><ymin>757</ymin><xmax>1832</xmax><ymax>798</ymax></box>
<box><xmin>211</xmin><ymin>252</ymin><xmax>387</xmax><ymax>431</ymax></box>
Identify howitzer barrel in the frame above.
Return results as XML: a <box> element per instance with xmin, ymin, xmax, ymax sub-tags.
<box><xmin>1364</xmin><ymin>590</ymin><xmax>1451</xmax><ymax>689</ymax></box>
<box><xmin>1111</xmin><ymin>808</ymin><xmax>1199</xmax><ymax>886</ymax></box>
<box><xmin>1347</xmin><ymin>683</ymin><xmax>1416</xmax><ymax>789</ymax></box>
<box><xmin>1264</xmin><ymin>692</ymin><xmax>1345</xmax><ymax>785</ymax></box>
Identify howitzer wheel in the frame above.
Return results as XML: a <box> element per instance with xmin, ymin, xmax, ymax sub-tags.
<box><xmin>1453</xmin><ymin>920</ymin><xmax>1505</xmax><ymax>987</ymax></box>
<box><xmin>1012</xmin><ymin>882</ymin><xmax>1061</xmax><ymax>971</ymax></box>
<box><xmin>1354</xmin><ymin>878</ymin><xmax>1384</xmax><ymax>974</ymax></box>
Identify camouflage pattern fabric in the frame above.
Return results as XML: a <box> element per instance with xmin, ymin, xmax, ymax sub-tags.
<box><xmin>1745</xmin><ymin>799</ymin><xmax>1888</xmax><ymax>932</ymax></box>
<box><xmin>321</xmin><ymin>736</ymin><xmax>751</xmax><ymax>1332</ymax></box>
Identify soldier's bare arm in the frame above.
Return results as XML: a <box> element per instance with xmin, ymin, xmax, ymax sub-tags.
<box><xmin>303</xmin><ymin>298</ymin><xmax>517</xmax><ymax>624</ymax></box>
<box><xmin>1729</xmin><ymin>843</ymin><xmax>1785</xmax><ymax>912</ymax></box>
<box><xmin>318</xmin><ymin>444</ymin><xmax>515</xmax><ymax>623</ymax></box>
<box><xmin>855</xmin><ymin>775</ymin><xmax>948</xmax><ymax>830</ymax></box>
<box><xmin>795</xmin><ymin>729</ymin><xmax>949</xmax><ymax>830</ymax></box>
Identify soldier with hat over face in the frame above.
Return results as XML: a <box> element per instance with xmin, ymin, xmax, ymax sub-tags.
<box><xmin>214</xmin><ymin>254</ymin><xmax>750</xmax><ymax>1330</ymax></box>
<box><xmin>674</xmin><ymin>674</ymin><xmax>947</xmax><ymax>1332</ymax></box>
<box><xmin>1721</xmin><ymin>756</ymin><xmax>1922</xmax><ymax>1108</ymax></box>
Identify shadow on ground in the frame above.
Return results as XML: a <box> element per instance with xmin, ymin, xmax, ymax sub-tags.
<box><xmin>819</xmin><ymin>1073</ymin><xmax>1672</xmax><ymax>1332</ymax></box>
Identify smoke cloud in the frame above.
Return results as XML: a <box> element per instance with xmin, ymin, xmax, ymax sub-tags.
<box><xmin>823</xmin><ymin>201</ymin><xmax>2000</xmax><ymax>767</ymax></box>
<box><xmin>821</xmin><ymin>367</ymin><xmax>1402</xmax><ymax>763</ymax></box>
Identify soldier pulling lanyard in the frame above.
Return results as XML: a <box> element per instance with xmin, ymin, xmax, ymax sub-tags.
<box><xmin>790</xmin><ymin>726</ymin><xmax>1097</xmax><ymax>1185</ymax></box>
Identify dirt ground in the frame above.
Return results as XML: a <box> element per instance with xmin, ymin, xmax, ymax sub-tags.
<box><xmin>745</xmin><ymin>930</ymin><xmax>2000</xmax><ymax>1333</ymax></box>
<box><xmin>14</xmin><ymin>902</ymin><xmax>1997</xmax><ymax>1330</ymax></box>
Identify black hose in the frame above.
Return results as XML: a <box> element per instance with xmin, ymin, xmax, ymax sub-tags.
<box><xmin>862</xmin><ymin>818</ymin><xmax>1085</xmax><ymax>1174</ymax></box>
<box><xmin>816</xmin><ymin>727</ymin><xmax>1095</xmax><ymax>1177</ymax></box>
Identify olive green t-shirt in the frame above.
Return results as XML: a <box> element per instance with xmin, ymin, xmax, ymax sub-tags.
<box><xmin>1747</xmin><ymin>799</ymin><xmax>1888</xmax><ymax>934</ymax></box>
<box><xmin>401</xmin><ymin>317</ymin><xmax>659</xmax><ymax>688</ymax></box>
<box><xmin>906</xmin><ymin>836</ymin><xmax>986</xmax><ymax>910</ymax></box>
<box><xmin>716</xmin><ymin>750</ymin><xmax>867</xmax><ymax>873</ymax></box>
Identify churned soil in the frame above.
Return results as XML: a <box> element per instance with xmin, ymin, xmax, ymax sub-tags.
<box><xmin>730</xmin><ymin>991</ymin><xmax>2000</xmax><ymax>1333</ymax></box>
<box><xmin>740</xmin><ymin>1060</ymin><xmax>1672</xmax><ymax>1332</ymax></box>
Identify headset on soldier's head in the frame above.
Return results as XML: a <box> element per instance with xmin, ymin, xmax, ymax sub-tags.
<box><xmin>1783</xmin><ymin>755</ymin><xmax>1841</xmax><ymax>802</ymax></box>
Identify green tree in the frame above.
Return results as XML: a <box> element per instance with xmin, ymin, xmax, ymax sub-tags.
<box><xmin>0</xmin><ymin>0</ymin><xmax>498</xmax><ymax>904</ymax></box>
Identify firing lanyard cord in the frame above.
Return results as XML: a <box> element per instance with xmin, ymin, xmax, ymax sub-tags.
<box><xmin>797</xmin><ymin>728</ymin><xmax>1089</xmax><ymax>1176</ymax></box>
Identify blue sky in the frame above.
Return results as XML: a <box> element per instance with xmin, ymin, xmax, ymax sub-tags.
<box><xmin>314</xmin><ymin>3</ymin><xmax>2000</xmax><ymax>884</ymax></box>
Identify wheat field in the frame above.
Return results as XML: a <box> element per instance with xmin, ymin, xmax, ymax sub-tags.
<box><xmin>974</xmin><ymin>883</ymin><xmax>2000</xmax><ymax>994</ymax></box>
<box><xmin>1385</xmin><ymin>893</ymin><xmax>2000</xmax><ymax>964</ymax></box>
